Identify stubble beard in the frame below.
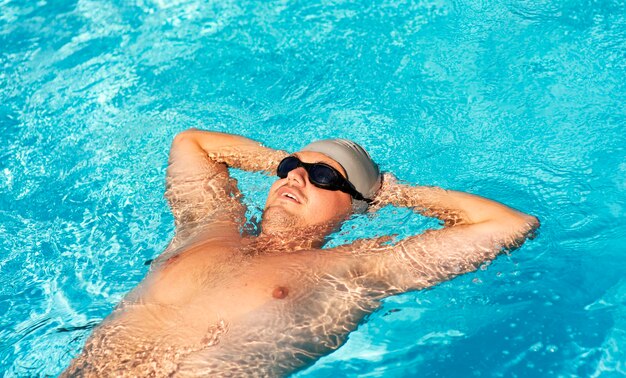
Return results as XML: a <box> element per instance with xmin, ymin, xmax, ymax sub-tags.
<box><xmin>260</xmin><ymin>206</ymin><xmax>302</xmax><ymax>234</ymax></box>
<box><xmin>259</xmin><ymin>205</ymin><xmax>346</xmax><ymax>246</ymax></box>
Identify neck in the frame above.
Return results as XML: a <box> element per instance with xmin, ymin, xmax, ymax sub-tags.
<box><xmin>245</xmin><ymin>224</ymin><xmax>333</xmax><ymax>255</ymax></box>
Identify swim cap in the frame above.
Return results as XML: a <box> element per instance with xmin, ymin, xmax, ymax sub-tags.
<box><xmin>302</xmin><ymin>139</ymin><xmax>381</xmax><ymax>200</ymax></box>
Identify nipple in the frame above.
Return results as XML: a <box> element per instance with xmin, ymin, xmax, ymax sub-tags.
<box><xmin>272</xmin><ymin>286</ymin><xmax>289</xmax><ymax>299</ymax></box>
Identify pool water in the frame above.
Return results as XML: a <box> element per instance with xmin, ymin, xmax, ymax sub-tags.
<box><xmin>1</xmin><ymin>0</ymin><xmax>625</xmax><ymax>376</ymax></box>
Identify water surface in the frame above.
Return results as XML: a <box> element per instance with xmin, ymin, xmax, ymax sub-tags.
<box><xmin>1</xmin><ymin>0</ymin><xmax>625</xmax><ymax>376</ymax></box>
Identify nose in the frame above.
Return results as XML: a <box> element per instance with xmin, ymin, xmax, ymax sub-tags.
<box><xmin>286</xmin><ymin>166</ymin><xmax>308</xmax><ymax>187</ymax></box>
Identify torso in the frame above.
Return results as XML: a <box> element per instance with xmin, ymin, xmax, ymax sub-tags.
<box><xmin>64</xmin><ymin>233</ymin><xmax>381</xmax><ymax>377</ymax></box>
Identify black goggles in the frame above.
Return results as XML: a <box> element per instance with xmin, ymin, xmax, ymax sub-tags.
<box><xmin>276</xmin><ymin>156</ymin><xmax>369</xmax><ymax>202</ymax></box>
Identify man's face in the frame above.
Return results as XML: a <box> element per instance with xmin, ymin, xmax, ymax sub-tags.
<box><xmin>262</xmin><ymin>151</ymin><xmax>353</xmax><ymax>231</ymax></box>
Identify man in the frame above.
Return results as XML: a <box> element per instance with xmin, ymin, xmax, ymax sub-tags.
<box><xmin>64</xmin><ymin>129</ymin><xmax>539</xmax><ymax>377</ymax></box>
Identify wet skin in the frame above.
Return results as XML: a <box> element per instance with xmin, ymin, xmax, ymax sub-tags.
<box><xmin>63</xmin><ymin>132</ymin><xmax>539</xmax><ymax>377</ymax></box>
<box><xmin>63</xmin><ymin>152</ymin><xmax>380</xmax><ymax>377</ymax></box>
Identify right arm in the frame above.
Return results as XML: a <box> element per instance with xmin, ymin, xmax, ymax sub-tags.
<box><xmin>169</xmin><ymin>129</ymin><xmax>288</xmax><ymax>173</ymax></box>
<box><xmin>164</xmin><ymin>129</ymin><xmax>287</xmax><ymax>246</ymax></box>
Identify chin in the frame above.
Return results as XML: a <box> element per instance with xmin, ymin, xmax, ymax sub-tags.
<box><xmin>260</xmin><ymin>206</ymin><xmax>302</xmax><ymax>232</ymax></box>
<box><xmin>265</xmin><ymin>206</ymin><xmax>349</xmax><ymax>236</ymax></box>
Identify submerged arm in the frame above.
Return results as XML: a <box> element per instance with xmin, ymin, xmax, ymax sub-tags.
<box><xmin>163</xmin><ymin>129</ymin><xmax>287</xmax><ymax>250</ymax></box>
<box><xmin>348</xmin><ymin>174</ymin><xmax>539</xmax><ymax>293</ymax></box>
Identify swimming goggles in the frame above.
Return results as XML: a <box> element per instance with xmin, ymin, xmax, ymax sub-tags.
<box><xmin>277</xmin><ymin>156</ymin><xmax>369</xmax><ymax>202</ymax></box>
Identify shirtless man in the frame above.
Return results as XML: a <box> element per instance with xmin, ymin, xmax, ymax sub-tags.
<box><xmin>63</xmin><ymin>129</ymin><xmax>539</xmax><ymax>377</ymax></box>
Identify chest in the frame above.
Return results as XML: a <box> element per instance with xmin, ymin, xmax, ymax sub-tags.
<box><xmin>138</xmin><ymin>245</ymin><xmax>350</xmax><ymax>318</ymax></box>
<box><xmin>111</xmin><ymin>245</ymin><xmax>379</xmax><ymax>356</ymax></box>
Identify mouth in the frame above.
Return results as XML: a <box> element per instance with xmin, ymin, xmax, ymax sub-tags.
<box><xmin>277</xmin><ymin>187</ymin><xmax>302</xmax><ymax>204</ymax></box>
<box><xmin>282</xmin><ymin>192</ymin><xmax>299</xmax><ymax>202</ymax></box>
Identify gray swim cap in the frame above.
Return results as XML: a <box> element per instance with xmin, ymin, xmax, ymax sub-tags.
<box><xmin>302</xmin><ymin>138</ymin><xmax>381</xmax><ymax>200</ymax></box>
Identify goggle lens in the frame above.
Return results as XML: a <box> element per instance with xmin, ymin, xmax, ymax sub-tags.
<box><xmin>307</xmin><ymin>165</ymin><xmax>337</xmax><ymax>186</ymax></box>
<box><xmin>277</xmin><ymin>157</ymin><xmax>300</xmax><ymax>178</ymax></box>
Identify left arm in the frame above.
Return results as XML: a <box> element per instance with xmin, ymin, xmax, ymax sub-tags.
<box><xmin>333</xmin><ymin>174</ymin><xmax>539</xmax><ymax>293</ymax></box>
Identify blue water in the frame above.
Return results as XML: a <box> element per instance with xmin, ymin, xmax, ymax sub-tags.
<box><xmin>1</xmin><ymin>0</ymin><xmax>625</xmax><ymax>376</ymax></box>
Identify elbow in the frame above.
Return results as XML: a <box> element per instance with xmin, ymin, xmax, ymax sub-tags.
<box><xmin>172</xmin><ymin>128</ymin><xmax>220</xmax><ymax>150</ymax></box>
<box><xmin>173</xmin><ymin>128</ymin><xmax>201</xmax><ymax>144</ymax></box>
<box><xmin>525</xmin><ymin>214</ymin><xmax>540</xmax><ymax>238</ymax></box>
<box><xmin>513</xmin><ymin>213</ymin><xmax>540</xmax><ymax>240</ymax></box>
<box><xmin>520</xmin><ymin>213</ymin><xmax>540</xmax><ymax>230</ymax></box>
<box><xmin>495</xmin><ymin>213</ymin><xmax>540</xmax><ymax>250</ymax></box>
<box><xmin>172</xmin><ymin>129</ymin><xmax>238</xmax><ymax>151</ymax></box>
<box><xmin>172</xmin><ymin>129</ymin><xmax>193</xmax><ymax>146</ymax></box>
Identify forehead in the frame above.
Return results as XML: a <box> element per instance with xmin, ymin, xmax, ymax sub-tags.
<box><xmin>293</xmin><ymin>151</ymin><xmax>347</xmax><ymax>177</ymax></box>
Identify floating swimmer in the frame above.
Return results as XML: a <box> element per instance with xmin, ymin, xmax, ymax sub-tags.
<box><xmin>62</xmin><ymin>130</ymin><xmax>539</xmax><ymax>377</ymax></box>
